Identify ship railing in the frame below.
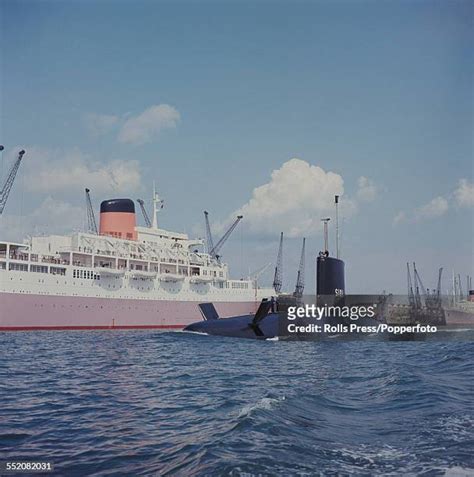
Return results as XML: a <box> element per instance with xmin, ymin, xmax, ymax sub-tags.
<box><xmin>130</xmin><ymin>265</ymin><xmax>149</xmax><ymax>272</ymax></box>
<box><xmin>9</xmin><ymin>253</ymin><xmax>29</xmax><ymax>261</ymax></box>
<box><xmin>40</xmin><ymin>257</ymin><xmax>63</xmax><ymax>265</ymax></box>
<box><xmin>95</xmin><ymin>262</ymin><xmax>115</xmax><ymax>268</ymax></box>
<box><xmin>72</xmin><ymin>261</ymin><xmax>90</xmax><ymax>267</ymax></box>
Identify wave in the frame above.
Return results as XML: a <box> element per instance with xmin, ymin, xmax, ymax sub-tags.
<box><xmin>237</xmin><ymin>396</ymin><xmax>286</xmax><ymax>418</ymax></box>
<box><xmin>1</xmin><ymin>331</ymin><xmax>472</xmax><ymax>476</ymax></box>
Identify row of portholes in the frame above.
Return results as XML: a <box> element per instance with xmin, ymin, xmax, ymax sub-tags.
<box><xmin>8</xmin><ymin>288</ymin><xmax>235</xmax><ymax>299</ymax></box>
<box><xmin>33</xmin><ymin>303</ymin><xmax>162</xmax><ymax>312</ymax></box>
<box><xmin>8</xmin><ymin>274</ymin><xmax>225</xmax><ymax>296</ymax></box>
<box><xmin>8</xmin><ymin>277</ymin><xmax>247</xmax><ymax>297</ymax></box>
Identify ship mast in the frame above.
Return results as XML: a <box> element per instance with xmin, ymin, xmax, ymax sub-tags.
<box><xmin>152</xmin><ymin>181</ymin><xmax>163</xmax><ymax>229</ymax></box>
<box><xmin>335</xmin><ymin>195</ymin><xmax>339</xmax><ymax>259</ymax></box>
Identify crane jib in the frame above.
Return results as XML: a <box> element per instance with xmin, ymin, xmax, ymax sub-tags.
<box><xmin>0</xmin><ymin>149</ymin><xmax>26</xmax><ymax>215</ymax></box>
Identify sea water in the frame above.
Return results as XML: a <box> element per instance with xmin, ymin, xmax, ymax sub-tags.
<box><xmin>0</xmin><ymin>330</ymin><xmax>473</xmax><ymax>476</ymax></box>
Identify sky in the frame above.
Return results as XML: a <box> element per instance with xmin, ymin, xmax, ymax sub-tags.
<box><xmin>0</xmin><ymin>0</ymin><xmax>472</xmax><ymax>294</ymax></box>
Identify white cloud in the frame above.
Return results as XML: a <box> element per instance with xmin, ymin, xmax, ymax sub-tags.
<box><xmin>0</xmin><ymin>197</ymin><xmax>83</xmax><ymax>242</ymax></box>
<box><xmin>393</xmin><ymin>178</ymin><xmax>473</xmax><ymax>226</ymax></box>
<box><xmin>83</xmin><ymin>113</ymin><xmax>119</xmax><ymax>136</ymax></box>
<box><xmin>392</xmin><ymin>211</ymin><xmax>406</xmax><ymax>226</ymax></box>
<box><xmin>118</xmin><ymin>104</ymin><xmax>180</xmax><ymax>145</ymax></box>
<box><xmin>356</xmin><ymin>176</ymin><xmax>377</xmax><ymax>202</ymax></box>
<box><xmin>394</xmin><ymin>196</ymin><xmax>449</xmax><ymax>225</ymax></box>
<box><xmin>413</xmin><ymin>196</ymin><xmax>449</xmax><ymax>221</ymax></box>
<box><xmin>220</xmin><ymin>158</ymin><xmax>355</xmax><ymax>238</ymax></box>
<box><xmin>454</xmin><ymin>179</ymin><xmax>474</xmax><ymax>208</ymax></box>
<box><xmin>8</xmin><ymin>146</ymin><xmax>142</xmax><ymax>195</ymax></box>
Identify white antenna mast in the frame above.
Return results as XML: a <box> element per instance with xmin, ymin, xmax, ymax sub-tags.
<box><xmin>335</xmin><ymin>195</ymin><xmax>339</xmax><ymax>259</ymax></box>
<box><xmin>152</xmin><ymin>181</ymin><xmax>163</xmax><ymax>229</ymax></box>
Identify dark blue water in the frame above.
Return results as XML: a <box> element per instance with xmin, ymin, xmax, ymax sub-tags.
<box><xmin>1</xmin><ymin>331</ymin><xmax>473</xmax><ymax>476</ymax></box>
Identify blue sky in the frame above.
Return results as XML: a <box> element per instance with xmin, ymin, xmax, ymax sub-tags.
<box><xmin>0</xmin><ymin>0</ymin><xmax>472</xmax><ymax>293</ymax></box>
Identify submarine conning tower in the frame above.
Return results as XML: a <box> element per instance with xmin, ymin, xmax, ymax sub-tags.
<box><xmin>316</xmin><ymin>199</ymin><xmax>345</xmax><ymax>296</ymax></box>
<box><xmin>316</xmin><ymin>254</ymin><xmax>345</xmax><ymax>295</ymax></box>
<box><xmin>99</xmin><ymin>199</ymin><xmax>137</xmax><ymax>240</ymax></box>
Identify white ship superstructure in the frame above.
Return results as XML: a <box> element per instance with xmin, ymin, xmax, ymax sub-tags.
<box><xmin>0</xmin><ymin>192</ymin><xmax>273</xmax><ymax>330</ymax></box>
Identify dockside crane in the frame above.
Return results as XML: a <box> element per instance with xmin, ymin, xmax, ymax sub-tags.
<box><xmin>437</xmin><ymin>268</ymin><xmax>443</xmax><ymax>299</ymax></box>
<box><xmin>407</xmin><ymin>263</ymin><xmax>416</xmax><ymax>308</ymax></box>
<box><xmin>293</xmin><ymin>237</ymin><xmax>306</xmax><ymax>301</ymax></box>
<box><xmin>137</xmin><ymin>199</ymin><xmax>152</xmax><ymax>228</ymax></box>
<box><xmin>273</xmin><ymin>232</ymin><xmax>283</xmax><ymax>294</ymax></box>
<box><xmin>85</xmin><ymin>188</ymin><xmax>98</xmax><ymax>234</ymax></box>
<box><xmin>210</xmin><ymin>215</ymin><xmax>243</xmax><ymax>260</ymax></box>
<box><xmin>204</xmin><ymin>211</ymin><xmax>215</xmax><ymax>256</ymax></box>
<box><xmin>458</xmin><ymin>274</ymin><xmax>463</xmax><ymax>299</ymax></box>
<box><xmin>0</xmin><ymin>148</ymin><xmax>26</xmax><ymax>215</ymax></box>
<box><xmin>431</xmin><ymin>266</ymin><xmax>443</xmax><ymax>308</ymax></box>
<box><xmin>413</xmin><ymin>262</ymin><xmax>426</xmax><ymax>309</ymax></box>
<box><xmin>203</xmin><ymin>211</ymin><xmax>243</xmax><ymax>261</ymax></box>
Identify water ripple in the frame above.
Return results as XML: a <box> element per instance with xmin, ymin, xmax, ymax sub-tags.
<box><xmin>0</xmin><ymin>331</ymin><xmax>473</xmax><ymax>475</ymax></box>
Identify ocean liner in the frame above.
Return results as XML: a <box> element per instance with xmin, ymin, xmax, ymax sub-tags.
<box><xmin>0</xmin><ymin>189</ymin><xmax>274</xmax><ymax>330</ymax></box>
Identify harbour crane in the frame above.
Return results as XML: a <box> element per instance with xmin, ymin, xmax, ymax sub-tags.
<box><xmin>293</xmin><ymin>237</ymin><xmax>306</xmax><ymax>301</ymax></box>
<box><xmin>430</xmin><ymin>266</ymin><xmax>443</xmax><ymax>308</ymax></box>
<box><xmin>204</xmin><ymin>211</ymin><xmax>215</xmax><ymax>256</ymax></box>
<box><xmin>273</xmin><ymin>232</ymin><xmax>283</xmax><ymax>294</ymax></box>
<box><xmin>203</xmin><ymin>211</ymin><xmax>243</xmax><ymax>261</ymax></box>
<box><xmin>457</xmin><ymin>274</ymin><xmax>463</xmax><ymax>299</ymax></box>
<box><xmin>137</xmin><ymin>199</ymin><xmax>152</xmax><ymax>228</ymax></box>
<box><xmin>0</xmin><ymin>148</ymin><xmax>26</xmax><ymax>215</ymax></box>
<box><xmin>437</xmin><ymin>267</ymin><xmax>443</xmax><ymax>299</ymax></box>
<box><xmin>85</xmin><ymin>188</ymin><xmax>98</xmax><ymax>234</ymax></box>
<box><xmin>407</xmin><ymin>262</ymin><xmax>416</xmax><ymax>308</ymax></box>
<box><xmin>413</xmin><ymin>262</ymin><xmax>426</xmax><ymax>309</ymax></box>
<box><xmin>425</xmin><ymin>266</ymin><xmax>443</xmax><ymax>309</ymax></box>
<box><xmin>210</xmin><ymin>215</ymin><xmax>243</xmax><ymax>260</ymax></box>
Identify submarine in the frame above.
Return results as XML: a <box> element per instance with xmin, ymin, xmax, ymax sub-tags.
<box><xmin>184</xmin><ymin>299</ymin><xmax>279</xmax><ymax>339</ymax></box>
<box><xmin>183</xmin><ymin>197</ymin><xmax>350</xmax><ymax>340</ymax></box>
<box><xmin>183</xmin><ymin>245</ymin><xmax>346</xmax><ymax>340</ymax></box>
<box><xmin>184</xmin><ymin>219</ymin><xmax>347</xmax><ymax>340</ymax></box>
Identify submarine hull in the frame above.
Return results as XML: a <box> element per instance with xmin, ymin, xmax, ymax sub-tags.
<box><xmin>184</xmin><ymin>313</ymin><xmax>280</xmax><ymax>339</ymax></box>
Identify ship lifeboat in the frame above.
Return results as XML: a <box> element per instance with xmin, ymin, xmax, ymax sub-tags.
<box><xmin>95</xmin><ymin>266</ymin><xmax>125</xmax><ymax>276</ymax></box>
<box><xmin>159</xmin><ymin>273</ymin><xmax>185</xmax><ymax>283</ymax></box>
<box><xmin>129</xmin><ymin>269</ymin><xmax>158</xmax><ymax>279</ymax></box>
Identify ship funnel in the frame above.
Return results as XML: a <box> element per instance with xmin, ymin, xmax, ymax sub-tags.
<box><xmin>99</xmin><ymin>198</ymin><xmax>137</xmax><ymax>240</ymax></box>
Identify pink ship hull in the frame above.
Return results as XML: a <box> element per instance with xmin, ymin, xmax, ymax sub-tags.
<box><xmin>0</xmin><ymin>292</ymin><xmax>259</xmax><ymax>331</ymax></box>
<box><xmin>444</xmin><ymin>308</ymin><xmax>474</xmax><ymax>326</ymax></box>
